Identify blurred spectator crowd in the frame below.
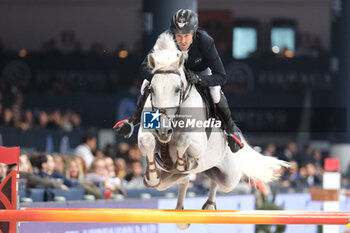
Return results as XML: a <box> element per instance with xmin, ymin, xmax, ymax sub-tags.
<box><xmin>2</xmin><ymin>130</ymin><xmax>349</xmax><ymax>203</ymax></box>
<box><xmin>0</xmin><ymin>92</ymin><xmax>82</xmax><ymax>132</ymax></box>
<box><xmin>0</xmin><ymin>132</ymin><xmax>147</xmax><ymax>201</ymax></box>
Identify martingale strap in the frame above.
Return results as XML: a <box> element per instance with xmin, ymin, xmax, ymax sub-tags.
<box><xmin>153</xmin><ymin>69</ymin><xmax>181</xmax><ymax>76</ymax></box>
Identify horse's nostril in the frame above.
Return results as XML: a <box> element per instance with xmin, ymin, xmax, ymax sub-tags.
<box><xmin>167</xmin><ymin>128</ymin><xmax>173</xmax><ymax>135</ymax></box>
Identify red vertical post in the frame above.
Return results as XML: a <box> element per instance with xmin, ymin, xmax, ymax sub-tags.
<box><xmin>0</xmin><ymin>146</ymin><xmax>20</xmax><ymax>233</ymax></box>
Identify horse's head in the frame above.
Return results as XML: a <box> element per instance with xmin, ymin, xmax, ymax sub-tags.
<box><xmin>147</xmin><ymin>34</ymin><xmax>188</xmax><ymax>143</ymax></box>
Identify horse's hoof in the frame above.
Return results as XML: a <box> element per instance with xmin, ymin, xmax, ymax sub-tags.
<box><xmin>202</xmin><ymin>200</ymin><xmax>217</xmax><ymax>210</ymax></box>
<box><xmin>113</xmin><ymin>120</ymin><xmax>134</xmax><ymax>138</ymax></box>
<box><xmin>143</xmin><ymin>176</ymin><xmax>161</xmax><ymax>188</ymax></box>
<box><xmin>176</xmin><ymin>223</ymin><xmax>190</xmax><ymax>230</ymax></box>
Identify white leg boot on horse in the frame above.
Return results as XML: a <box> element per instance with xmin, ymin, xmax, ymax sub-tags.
<box><xmin>174</xmin><ymin>133</ymin><xmax>199</xmax><ymax>172</ymax></box>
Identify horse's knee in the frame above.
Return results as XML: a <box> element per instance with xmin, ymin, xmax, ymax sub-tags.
<box><xmin>175</xmin><ymin>134</ymin><xmax>190</xmax><ymax>148</ymax></box>
<box><xmin>140</xmin><ymin>134</ymin><xmax>156</xmax><ymax>149</ymax></box>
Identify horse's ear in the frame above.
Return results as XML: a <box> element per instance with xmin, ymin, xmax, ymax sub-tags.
<box><xmin>148</xmin><ymin>53</ymin><xmax>155</xmax><ymax>69</ymax></box>
<box><xmin>178</xmin><ymin>52</ymin><xmax>185</xmax><ymax>69</ymax></box>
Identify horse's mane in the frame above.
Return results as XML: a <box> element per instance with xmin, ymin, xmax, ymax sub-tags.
<box><xmin>150</xmin><ymin>32</ymin><xmax>186</xmax><ymax>72</ymax></box>
<box><xmin>153</xmin><ymin>32</ymin><xmax>178</xmax><ymax>52</ymax></box>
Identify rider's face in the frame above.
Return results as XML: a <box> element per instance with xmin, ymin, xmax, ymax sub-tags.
<box><xmin>175</xmin><ymin>33</ymin><xmax>194</xmax><ymax>51</ymax></box>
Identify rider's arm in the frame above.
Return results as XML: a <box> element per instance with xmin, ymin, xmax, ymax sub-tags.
<box><xmin>197</xmin><ymin>31</ymin><xmax>227</xmax><ymax>87</ymax></box>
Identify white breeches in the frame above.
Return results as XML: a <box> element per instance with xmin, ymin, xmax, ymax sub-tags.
<box><xmin>200</xmin><ymin>68</ymin><xmax>221</xmax><ymax>104</ymax></box>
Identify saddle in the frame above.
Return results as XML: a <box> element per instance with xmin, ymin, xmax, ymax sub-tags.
<box><xmin>195</xmin><ymin>85</ymin><xmax>216</xmax><ymax>120</ymax></box>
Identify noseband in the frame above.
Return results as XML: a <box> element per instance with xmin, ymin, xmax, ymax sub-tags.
<box><xmin>150</xmin><ymin>69</ymin><xmax>192</xmax><ymax>117</ymax></box>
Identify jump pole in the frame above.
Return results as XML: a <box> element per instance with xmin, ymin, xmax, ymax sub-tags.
<box><xmin>0</xmin><ymin>209</ymin><xmax>350</xmax><ymax>226</ymax></box>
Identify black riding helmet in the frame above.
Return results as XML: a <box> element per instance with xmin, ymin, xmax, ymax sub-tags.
<box><xmin>170</xmin><ymin>9</ymin><xmax>198</xmax><ymax>34</ymax></box>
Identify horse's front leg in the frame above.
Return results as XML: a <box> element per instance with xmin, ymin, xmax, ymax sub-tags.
<box><xmin>139</xmin><ymin>132</ymin><xmax>160</xmax><ymax>188</ymax></box>
<box><xmin>174</xmin><ymin>134</ymin><xmax>193</xmax><ymax>172</ymax></box>
<box><xmin>175</xmin><ymin>134</ymin><xmax>205</xmax><ymax>172</ymax></box>
<box><xmin>202</xmin><ymin>180</ymin><xmax>217</xmax><ymax>210</ymax></box>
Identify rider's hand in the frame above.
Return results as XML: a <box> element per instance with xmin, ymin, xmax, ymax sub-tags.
<box><xmin>185</xmin><ymin>70</ymin><xmax>201</xmax><ymax>84</ymax></box>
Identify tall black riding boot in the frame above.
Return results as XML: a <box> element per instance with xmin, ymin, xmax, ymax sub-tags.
<box><xmin>113</xmin><ymin>88</ymin><xmax>150</xmax><ymax>138</ymax></box>
<box><xmin>215</xmin><ymin>92</ymin><xmax>244</xmax><ymax>153</ymax></box>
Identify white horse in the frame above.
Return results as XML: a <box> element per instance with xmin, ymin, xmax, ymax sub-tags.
<box><xmin>138</xmin><ymin>33</ymin><xmax>288</xmax><ymax>230</ymax></box>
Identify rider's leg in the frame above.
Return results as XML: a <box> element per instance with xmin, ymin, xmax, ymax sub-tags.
<box><xmin>113</xmin><ymin>79</ymin><xmax>150</xmax><ymax>138</ymax></box>
<box><xmin>209</xmin><ymin>86</ymin><xmax>244</xmax><ymax>152</ymax></box>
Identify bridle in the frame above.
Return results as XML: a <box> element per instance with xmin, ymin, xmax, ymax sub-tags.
<box><xmin>150</xmin><ymin>69</ymin><xmax>192</xmax><ymax>118</ymax></box>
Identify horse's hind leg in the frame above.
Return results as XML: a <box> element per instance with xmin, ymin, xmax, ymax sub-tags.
<box><xmin>175</xmin><ymin>176</ymin><xmax>191</xmax><ymax>230</ymax></box>
<box><xmin>175</xmin><ymin>176</ymin><xmax>189</xmax><ymax>210</ymax></box>
<box><xmin>202</xmin><ymin>179</ymin><xmax>217</xmax><ymax>210</ymax></box>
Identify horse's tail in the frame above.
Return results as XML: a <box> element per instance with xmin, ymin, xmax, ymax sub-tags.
<box><xmin>237</xmin><ymin>138</ymin><xmax>289</xmax><ymax>183</ymax></box>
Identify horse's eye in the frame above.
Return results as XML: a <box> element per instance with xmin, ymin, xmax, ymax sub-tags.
<box><xmin>149</xmin><ymin>87</ymin><xmax>154</xmax><ymax>93</ymax></box>
<box><xmin>175</xmin><ymin>87</ymin><xmax>181</xmax><ymax>93</ymax></box>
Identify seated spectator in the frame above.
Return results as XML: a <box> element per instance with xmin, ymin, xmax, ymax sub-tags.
<box><xmin>60</xmin><ymin>110</ymin><xmax>73</xmax><ymax>131</ymax></box>
<box><xmin>16</xmin><ymin>109</ymin><xmax>34</xmax><ymax>131</ymax></box>
<box><xmin>37</xmin><ymin>110</ymin><xmax>49</xmax><ymax>128</ymax></box>
<box><xmin>75</xmin><ymin>156</ymin><xmax>88</xmax><ymax>175</ymax></box>
<box><xmin>116</xmin><ymin>142</ymin><xmax>130</xmax><ymax>159</ymax></box>
<box><xmin>104</xmin><ymin>157</ymin><xmax>116</xmax><ymax>177</ymax></box>
<box><xmin>29</xmin><ymin>153</ymin><xmax>40</xmax><ymax>173</ymax></box>
<box><xmin>19</xmin><ymin>153</ymin><xmax>68</xmax><ymax>190</ymax></box>
<box><xmin>127</xmin><ymin>143</ymin><xmax>142</xmax><ymax>162</ymax></box>
<box><xmin>70</xmin><ymin>110</ymin><xmax>82</xmax><ymax>130</ymax></box>
<box><xmin>263</xmin><ymin>144</ymin><xmax>276</xmax><ymax>157</ymax></box>
<box><xmin>65</xmin><ymin>157</ymin><xmax>85</xmax><ymax>182</ymax></box>
<box><xmin>64</xmin><ymin>157</ymin><xmax>102</xmax><ymax>199</ymax></box>
<box><xmin>1</xmin><ymin>108</ymin><xmax>14</xmax><ymax>126</ymax></box>
<box><xmin>304</xmin><ymin>162</ymin><xmax>322</xmax><ymax>187</ymax></box>
<box><xmin>104</xmin><ymin>144</ymin><xmax>116</xmax><ymax>158</ymax></box>
<box><xmin>73</xmin><ymin>132</ymin><xmax>97</xmax><ymax>169</ymax></box>
<box><xmin>35</xmin><ymin>153</ymin><xmax>74</xmax><ymax>188</ymax></box>
<box><xmin>278</xmin><ymin>141</ymin><xmax>297</xmax><ymax>162</ymax></box>
<box><xmin>47</xmin><ymin>109</ymin><xmax>62</xmax><ymax>129</ymax></box>
<box><xmin>85</xmin><ymin>158</ymin><xmax>125</xmax><ymax>195</ymax></box>
<box><xmin>313</xmin><ymin>149</ymin><xmax>324</xmax><ymax>169</ymax></box>
<box><xmin>115</xmin><ymin>158</ymin><xmax>127</xmax><ymax>180</ymax></box>
<box><xmin>53</xmin><ymin>153</ymin><xmax>67</xmax><ymax>175</ymax></box>
<box><xmin>94</xmin><ymin>149</ymin><xmax>106</xmax><ymax>159</ymax></box>
<box><xmin>298</xmin><ymin>144</ymin><xmax>315</xmax><ymax>167</ymax></box>
<box><xmin>19</xmin><ymin>153</ymin><xmax>33</xmax><ymax>173</ymax></box>
<box><xmin>124</xmin><ymin>160</ymin><xmax>144</xmax><ymax>189</ymax></box>
<box><xmin>281</xmin><ymin>161</ymin><xmax>301</xmax><ymax>187</ymax></box>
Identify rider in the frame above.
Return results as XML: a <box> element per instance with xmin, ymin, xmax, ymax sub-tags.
<box><xmin>114</xmin><ymin>9</ymin><xmax>244</xmax><ymax>153</ymax></box>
